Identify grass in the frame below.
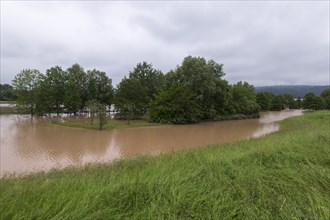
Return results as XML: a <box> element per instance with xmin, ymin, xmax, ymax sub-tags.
<box><xmin>1</xmin><ymin>111</ymin><xmax>329</xmax><ymax>219</ymax></box>
<box><xmin>53</xmin><ymin>118</ymin><xmax>160</xmax><ymax>130</ymax></box>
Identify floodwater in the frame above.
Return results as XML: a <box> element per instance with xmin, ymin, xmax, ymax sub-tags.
<box><xmin>0</xmin><ymin>110</ymin><xmax>303</xmax><ymax>176</ymax></box>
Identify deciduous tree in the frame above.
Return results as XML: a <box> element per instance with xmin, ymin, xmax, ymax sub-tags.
<box><xmin>12</xmin><ymin>69</ymin><xmax>43</xmax><ymax>117</ymax></box>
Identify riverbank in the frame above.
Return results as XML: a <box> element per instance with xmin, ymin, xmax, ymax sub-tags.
<box><xmin>1</xmin><ymin>111</ymin><xmax>329</xmax><ymax>219</ymax></box>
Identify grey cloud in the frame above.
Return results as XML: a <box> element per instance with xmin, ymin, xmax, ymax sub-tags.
<box><xmin>1</xmin><ymin>1</ymin><xmax>329</xmax><ymax>87</ymax></box>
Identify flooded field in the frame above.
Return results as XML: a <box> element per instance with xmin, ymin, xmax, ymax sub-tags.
<box><xmin>0</xmin><ymin>110</ymin><xmax>303</xmax><ymax>176</ymax></box>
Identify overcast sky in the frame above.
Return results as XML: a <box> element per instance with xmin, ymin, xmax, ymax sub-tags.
<box><xmin>1</xmin><ymin>1</ymin><xmax>329</xmax><ymax>87</ymax></box>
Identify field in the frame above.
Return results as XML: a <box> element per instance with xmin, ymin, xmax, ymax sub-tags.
<box><xmin>1</xmin><ymin>111</ymin><xmax>329</xmax><ymax>219</ymax></box>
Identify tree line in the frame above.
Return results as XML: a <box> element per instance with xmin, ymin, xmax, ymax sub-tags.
<box><xmin>4</xmin><ymin>56</ymin><xmax>330</xmax><ymax>126</ymax></box>
<box><xmin>256</xmin><ymin>90</ymin><xmax>330</xmax><ymax>111</ymax></box>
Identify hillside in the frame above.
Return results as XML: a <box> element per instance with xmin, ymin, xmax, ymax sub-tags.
<box><xmin>255</xmin><ymin>85</ymin><xmax>329</xmax><ymax>97</ymax></box>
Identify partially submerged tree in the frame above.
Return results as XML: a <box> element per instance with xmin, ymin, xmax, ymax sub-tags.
<box><xmin>114</xmin><ymin>78</ymin><xmax>149</xmax><ymax>123</ymax></box>
<box><xmin>87</xmin><ymin>99</ymin><xmax>107</xmax><ymax>130</ymax></box>
<box><xmin>87</xmin><ymin>69</ymin><xmax>114</xmax><ymax>110</ymax></box>
<box><xmin>64</xmin><ymin>64</ymin><xmax>87</xmax><ymax>115</ymax></box>
<box><xmin>98</xmin><ymin>104</ymin><xmax>107</xmax><ymax>130</ymax></box>
<box><xmin>12</xmin><ymin>69</ymin><xmax>43</xmax><ymax>117</ymax></box>
<box><xmin>45</xmin><ymin>66</ymin><xmax>66</xmax><ymax>116</ymax></box>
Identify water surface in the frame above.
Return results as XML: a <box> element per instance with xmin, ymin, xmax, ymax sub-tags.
<box><xmin>0</xmin><ymin>110</ymin><xmax>303</xmax><ymax>176</ymax></box>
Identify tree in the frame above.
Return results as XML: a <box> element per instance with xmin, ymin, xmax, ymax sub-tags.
<box><xmin>64</xmin><ymin>77</ymin><xmax>81</xmax><ymax>115</ymax></box>
<box><xmin>295</xmin><ymin>97</ymin><xmax>302</xmax><ymax>109</ymax></box>
<box><xmin>232</xmin><ymin>81</ymin><xmax>260</xmax><ymax>115</ymax></box>
<box><xmin>149</xmin><ymin>84</ymin><xmax>202</xmax><ymax>124</ymax></box>
<box><xmin>256</xmin><ymin>92</ymin><xmax>272</xmax><ymax>111</ymax></box>
<box><xmin>167</xmin><ymin>56</ymin><xmax>229</xmax><ymax>119</ymax></box>
<box><xmin>320</xmin><ymin>88</ymin><xmax>330</xmax><ymax>110</ymax></box>
<box><xmin>87</xmin><ymin>99</ymin><xmax>99</xmax><ymax>125</ymax></box>
<box><xmin>86</xmin><ymin>69</ymin><xmax>113</xmax><ymax>109</ymax></box>
<box><xmin>303</xmin><ymin>93</ymin><xmax>324</xmax><ymax>110</ymax></box>
<box><xmin>87</xmin><ymin>99</ymin><xmax>107</xmax><ymax>130</ymax></box>
<box><xmin>64</xmin><ymin>64</ymin><xmax>87</xmax><ymax>114</ymax></box>
<box><xmin>129</xmin><ymin>62</ymin><xmax>165</xmax><ymax>100</ymax></box>
<box><xmin>44</xmin><ymin>66</ymin><xmax>66</xmax><ymax>116</ymax></box>
<box><xmin>271</xmin><ymin>95</ymin><xmax>285</xmax><ymax>111</ymax></box>
<box><xmin>282</xmin><ymin>94</ymin><xmax>297</xmax><ymax>109</ymax></box>
<box><xmin>98</xmin><ymin>104</ymin><xmax>107</xmax><ymax>130</ymax></box>
<box><xmin>12</xmin><ymin>69</ymin><xmax>43</xmax><ymax>117</ymax></box>
<box><xmin>35</xmin><ymin>75</ymin><xmax>53</xmax><ymax>115</ymax></box>
<box><xmin>114</xmin><ymin>78</ymin><xmax>149</xmax><ymax>123</ymax></box>
<box><xmin>0</xmin><ymin>84</ymin><xmax>16</xmax><ymax>101</ymax></box>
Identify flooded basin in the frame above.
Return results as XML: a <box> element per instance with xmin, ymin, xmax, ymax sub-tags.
<box><xmin>0</xmin><ymin>110</ymin><xmax>303</xmax><ymax>176</ymax></box>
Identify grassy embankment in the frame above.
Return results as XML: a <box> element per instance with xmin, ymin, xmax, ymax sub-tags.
<box><xmin>1</xmin><ymin>111</ymin><xmax>329</xmax><ymax>219</ymax></box>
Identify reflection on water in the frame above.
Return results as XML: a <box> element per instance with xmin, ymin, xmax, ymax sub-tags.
<box><xmin>0</xmin><ymin>110</ymin><xmax>303</xmax><ymax>176</ymax></box>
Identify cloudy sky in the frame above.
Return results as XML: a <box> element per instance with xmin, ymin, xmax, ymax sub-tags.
<box><xmin>1</xmin><ymin>1</ymin><xmax>329</xmax><ymax>87</ymax></box>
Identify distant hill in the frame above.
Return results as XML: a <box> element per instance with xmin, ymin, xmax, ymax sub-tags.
<box><xmin>255</xmin><ymin>85</ymin><xmax>329</xmax><ymax>98</ymax></box>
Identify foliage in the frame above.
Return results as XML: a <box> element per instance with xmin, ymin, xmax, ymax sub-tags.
<box><xmin>232</xmin><ymin>81</ymin><xmax>260</xmax><ymax>115</ymax></box>
<box><xmin>12</xmin><ymin>69</ymin><xmax>43</xmax><ymax>116</ymax></box>
<box><xmin>303</xmin><ymin>92</ymin><xmax>324</xmax><ymax>110</ymax></box>
<box><xmin>64</xmin><ymin>77</ymin><xmax>82</xmax><ymax>115</ymax></box>
<box><xmin>282</xmin><ymin>93</ymin><xmax>297</xmax><ymax>109</ymax></box>
<box><xmin>320</xmin><ymin>88</ymin><xmax>330</xmax><ymax>109</ymax></box>
<box><xmin>1</xmin><ymin>112</ymin><xmax>329</xmax><ymax>219</ymax></box>
<box><xmin>114</xmin><ymin>78</ymin><xmax>149</xmax><ymax>122</ymax></box>
<box><xmin>0</xmin><ymin>84</ymin><xmax>16</xmax><ymax>101</ymax></box>
<box><xmin>87</xmin><ymin>69</ymin><xmax>113</xmax><ymax>107</ymax></box>
<box><xmin>87</xmin><ymin>99</ymin><xmax>108</xmax><ymax>130</ymax></box>
<box><xmin>98</xmin><ymin>104</ymin><xmax>107</xmax><ymax>130</ymax></box>
<box><xmin>11</xmin><ymin>64</ymin><xmax>114</xmax><ymax>117</ymax></box>
<box><xmin>271</xmin><ymin>95</ymin><xmax>285</xmax><ymax>111</ymax></box>
<box><xmin>64</xmin><ymin>64</ymin><xmax>87</xmax><ymax>114</ymax></box>
<box><xmin>44</xmin><ymin>66</ymin><xmax>66</xmax><ymax>115</ymax></box>
<box><xmin>173</xmin><ymin>56</ymin><xmax>228</xmax><ymax>119</ymax></box>
<box><xmin>256</xmin><ymin>92</ymin><xmax>272</xmax><ymax>111</ymax></box>
<box><xmin>35</xmin><ymin>75</ymin><xmax>53</xmax><ymax>115</ymax></box>
<box><xmin>12</xmin><ymin>56</ymin><xmax>327</xmax><ymax>125</ymax></box>
<box><xmin>149</xmin><ymin>84</ymin><xmax>202</xmax><ymax>124</ymax></box>
<box><xmin>129</xmin><ymin>62</ymin><xmax>165</xmax><ymax>100</ymax></box>
<box><xmin>153</xmin><ymin>56</ymin><xmax>233</xmax><ymax>122</ymax></box>
<box><xmin>257</xmin><ymin>92</ymin><xmax>300</xmax><ymax>111</ymax></box>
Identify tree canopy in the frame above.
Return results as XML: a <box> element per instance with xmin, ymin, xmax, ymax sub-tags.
<box><xmin>12</xmin><ymin>69</ymin><xmax>43</xmax><ymax>116</ymax></box>
<box><xmin>10</xmin><ymin>56</ymin><xmax>327</xmax><ymax>125</ymax></box>
<box><xmin>0</xmin><ymin>84</ymin><xmax>16</xmax><ymax>101</ymax></box>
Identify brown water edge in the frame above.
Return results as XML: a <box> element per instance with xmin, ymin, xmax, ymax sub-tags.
<box><xmin>0</xmin><ymin>110</ymin><xmax>303</xmax><ymax>176</ymax></box>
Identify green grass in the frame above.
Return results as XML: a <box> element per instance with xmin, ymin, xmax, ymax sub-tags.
<box><xmin>1</xmin><ymin>111</ymin><xmax>329</xmax><ymax>219</ymax></box>
<box><xmin>53</xmin><ymin>118</ymin><xmax>160</xmax><ymax>130</ymax></box>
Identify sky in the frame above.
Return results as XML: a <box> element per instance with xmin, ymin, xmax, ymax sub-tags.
<box><xmin>1</xmin><ymin>1</ymin><xmax>329</xmax><ymax>87</ymax></box>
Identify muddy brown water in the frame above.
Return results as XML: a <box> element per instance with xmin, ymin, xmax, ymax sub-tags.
<box><xmin>0</xmin><ymin>110</ymin><xmax>303</xmax><ymax>176</ymax></box>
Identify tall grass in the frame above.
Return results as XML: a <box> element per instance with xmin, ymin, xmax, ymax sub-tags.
<box><xmin>1</xmin><ymin>111</ymin><xmax>329</xmax><ymax>219</ymax></box>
